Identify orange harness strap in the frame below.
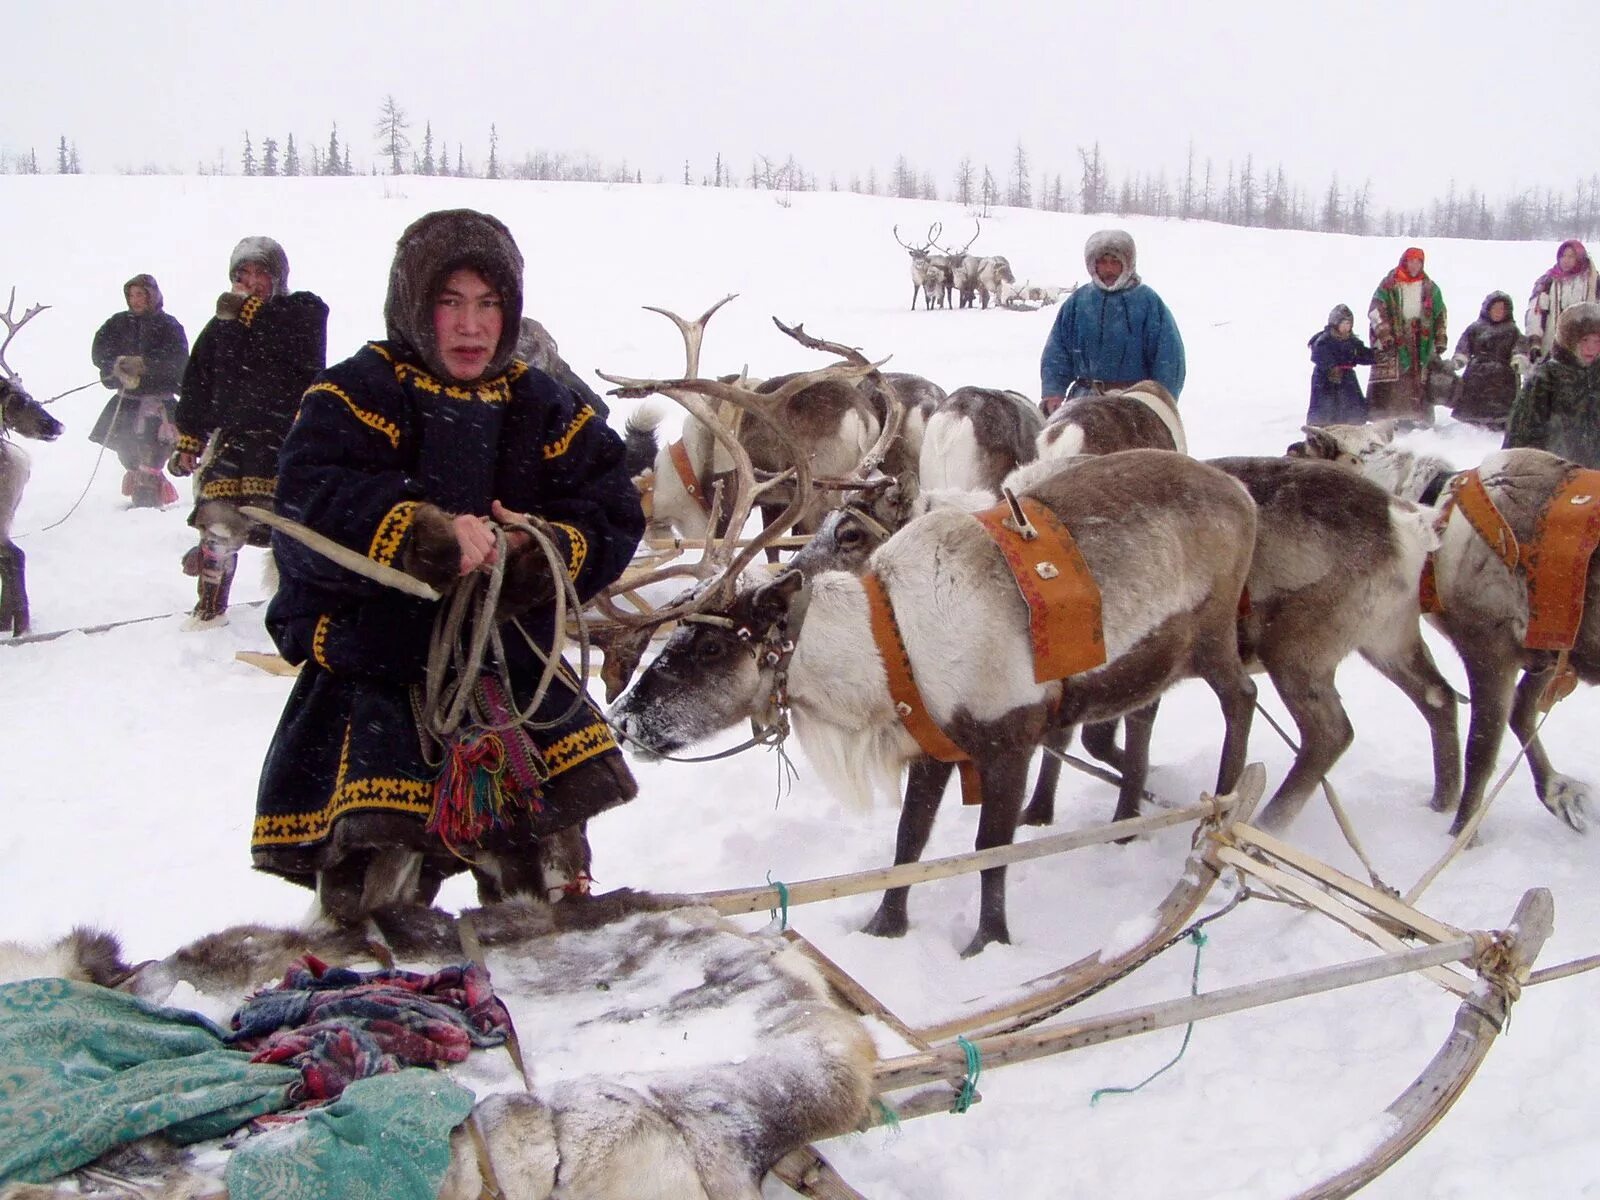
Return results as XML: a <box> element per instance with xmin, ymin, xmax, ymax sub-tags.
<box><xmin>1525</xmin><ymin>468</ymin><xmax>1600</xmax><ymax>651</ymax></box>
<box><xmin>1452</xmin><ymin>469</ymin><xmax>1520</xmax><ymax>570</ymax></box>
<box><xmin>667</xmin><ymin>439</ymin><xmax>713</xmax><ymax>515</ymax></box>
<box><xmin>972</xmin><ymin>496</ymin><xmax>1107</xmax><ymax>683</ymax></box>
<box><xmin>863</xmin><ymin>572</ymin><xmax>984</xmax><ymax>806</ymax></box>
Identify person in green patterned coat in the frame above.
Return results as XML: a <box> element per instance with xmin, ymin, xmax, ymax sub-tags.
<box><xmin>1367</xmin><ymin>247</ymin><xmax>1447</xmax><ymax>426</ymax></box>
<box><xmin>1504</xmin><ymin>301</ymin><xmax>1600</xmax><ymax>468</ymax></box>
<box><xmin>253</xmin><ymin>209</ymin><xmax>646</xmax><ymax>923</ymax></box>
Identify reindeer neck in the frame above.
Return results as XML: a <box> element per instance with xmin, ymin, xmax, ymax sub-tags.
<box><xmin>785</xmin><ymin>572</ymin><xmax>900</xmax><ymax>729</ymax></box>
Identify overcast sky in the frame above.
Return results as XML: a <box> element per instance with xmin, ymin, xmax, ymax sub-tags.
<box><xmin>11</xmin><ymin>0</ymin><xmax>1594</xmax><ymax>210</ymax></box>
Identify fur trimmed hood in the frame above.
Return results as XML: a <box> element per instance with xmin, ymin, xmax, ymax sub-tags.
<box><xmin>228</xmin><ymin>236</ymin><xmax>290</xmax><ymax>295</ymax></box>
<box><xmin>384</xmin><ymin>208</ymin><xmax>524</xmax><ymax>382</ymax></box>
<box><xmin>123</xmin><ymin>273</ymin><xmax>164</xmax><ymax>311</ymax></box>
<box><xmin>1478</xmin><ymin>291</ymin><xmax>1515</xmax><ymax>323</ymax></box>
<box><xmin>1555</xmin><ymin>301</ymin><xmax>1600</xmax><ymax>353</ymax></box>
<box><xmin>1326</xmin><ymin>303</ymin><xmax>1355</xmax><ymax>330</ymax></box>
<box><xmin>1084</xmin><ymin>229</ymin><xmax>1139</xmax><ymax>292</ymax></box>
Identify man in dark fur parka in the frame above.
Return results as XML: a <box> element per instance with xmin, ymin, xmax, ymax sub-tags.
<box><xmin>171</xmin><ymin>237</ymin><xmax>328</xmax><ymax>626</ymax></box>
<box><xmin>254</xmin><ymin>209</ymin><xmax>645</xmax><ymax>923</ymax></box>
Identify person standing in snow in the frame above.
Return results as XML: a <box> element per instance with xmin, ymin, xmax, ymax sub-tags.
<box><xmin>169</xmin><ymin>237</ymin><xmax>328</xmax><ymax>628</ymax></box>
<box><xmin>1039</xmin><ymin>229</ymin><xmax>1185</xmax><ymax>414</ymax></box>
<box><xmin>1305</xmin><ymin>303</ymin><xmax>1375</xmax><ymax>427</ymax></box>
<box><xmin>1367</xmin><ymin>247</ymin><xmax>1447</xmax><ymax>426</ymax></box>
<box><xmin>1448</xmin><ymin>291</ymin><xmax>1529</xmax><ymax>430</ymax></box>
<box><xmin>253</xmin><ymin>208</ymin><xmax>644</xmax><ymax>923</ymax></box>
<box><xmin>88</xmin><ymin>274</ymin><xmax>189</xmax><ymax>509</ymax></box>
<box><xmin>1504</xmin><ymin>301</ymin><xmax>1600</xmax><ymax>468</ymax></box>
<box><xmin>1525</xmin><ymin>240</ymin><xmax>1600</xmax><ymax>363</ymax></box>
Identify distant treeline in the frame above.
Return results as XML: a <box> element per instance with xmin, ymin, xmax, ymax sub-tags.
<box><xmin>10</xmin><ymin>102</ymin><xmax>1597</xmax><ymax>243</ymax></box>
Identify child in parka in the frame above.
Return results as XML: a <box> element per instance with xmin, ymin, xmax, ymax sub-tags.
<box><xmin>1306</xmin><ymin>304</ymin><xmax>1375</xmax><ymax>426</ymax></box>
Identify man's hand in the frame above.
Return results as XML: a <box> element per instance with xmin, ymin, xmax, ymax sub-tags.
<box><xmin>1041</xmin><ymin>395</ymin><xmax>1064</xmax><ymax>416</ymax></box>
<box><xmin>167</xmin><ymin>449</ymin><xmax>198</xmax><ymax>477</ymax></box>
<box><xmin>451</xmin><ymin>512</ymin><xmax>499</xmax><ymax>575</ymax></box>
<box><xmin>490</xmin><ymin>500</ymin><xmax>534</xmax><ymax>554</ymax></box>
<box><xmin>215</xmin><ymin>286</ymin><xmax>249</xmax><ymax>321</ymax></box>
<box><xmin>112</xmin><ymin>355</ymin><xmax>144</xmax><ymax>389</ymax></box>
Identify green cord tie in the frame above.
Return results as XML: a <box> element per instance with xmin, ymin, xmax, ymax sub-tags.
<box><xmin>951</xmin><ymin>1035</ymin><xmax>982</xmax><ymax>1114</ymax></box>
<box><xmin>871</xmin><ymin>1097</ymin><xmax>902</xmax><ymax>1130</ymax></box>
<box><xmin>766</xmin><ymin>872</ymin><xmax>789</xmax><ymax>930</ymax></box>
<box><xmin>1090</xmin><ymin>928</ymin><xmax>1209</xmax><ymax>1107</ymax></box>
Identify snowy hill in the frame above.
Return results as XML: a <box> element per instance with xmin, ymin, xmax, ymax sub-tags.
<box><xmin>1</xmin><ymin>175</ymin><xmax>1595</xmax><ymax>1198</ymax></box>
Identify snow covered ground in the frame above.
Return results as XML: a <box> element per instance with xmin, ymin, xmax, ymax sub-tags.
<box><xmin>1</xmin><ymin>175</ymin><xmax>1596</xmax><ymax>1198</ymax></box>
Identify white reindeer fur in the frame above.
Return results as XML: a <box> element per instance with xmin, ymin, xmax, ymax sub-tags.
<box><xmin>919</xmin><ymin>408</ymin><xmax>991</xmax><ymax>491</ymax></box>
<box><xmin>1122</xmin><ymin>383</ymin><xmax>1188</xmax><ymax>454</ymax></box>
<box><xmin>1301</xmin><ymin>420</ymin><xmax>1455</xmax><ymax>503</ymax></box>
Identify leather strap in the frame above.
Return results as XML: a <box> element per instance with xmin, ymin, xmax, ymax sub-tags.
<box><xmin>1526</xmin><ymin>468</ymin><xmax>1600</xmax><ymax>651</ymax></box>
<box><xmin>972</xmin><ymin>496</ymin><xmax>1106</xmax><ymax>683</ymax></box>
<box><xmin>1453</xmin><ymin>469</ymin><xmax>1520</xmax><ymax>570</ymax></box>
<box><xmin>863</xmin><ymin>572</ymin><xmax>984</xmax><ymax>806</ymax></box>
<box><xmin>667</xmin><ymin>438</ymin><xmax>713</xmax><ymax>515</ymax></box>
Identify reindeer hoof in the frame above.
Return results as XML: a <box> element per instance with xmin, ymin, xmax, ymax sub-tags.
<box><xmin>1019</xmin><ymin>802</ymin><xmax>1054</xmax><ymax>827</ymax></box>
<box><xmin>1540</xmin><ymin>776</ymin><xmax>1590</xmax><ymax>834</ymax></box>
<box><xmin>959</xmin><ymin>927</ymin><xmax>1010</xmax><ymax>959</ymax></box>
<box><xmin>1428</xmin><ymin>791</ymin><xmax>1455</xmax><ymax>814</ymax></box>
<box><xmin>860</xmin><ymin>907</ymin><xmax>908</xmax><ymax>939</ymax></box>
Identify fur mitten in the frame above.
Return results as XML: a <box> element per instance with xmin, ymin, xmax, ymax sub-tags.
<box><xmin>167</xmin><ymin>449</ymin><xmax>196</xmax><ymax>477</ymax></box>
<box><xmin>215</xmin><ymin>290</ymin><xmax>249</xmax><ymax>321</ymax></box>
<box><xmin>112</xmin><ymin>354</ymin><xmax>144</xmax><ymax>389</ymax></box>
<box><xmin>494</xmin><ymin>545</ymin><xmax>560</xmax><ymax>622</ymax></box>
<box><xmin>399</xmin><ymin>502</ymin><xmax>462</xmax><ymax>590</ymax></box>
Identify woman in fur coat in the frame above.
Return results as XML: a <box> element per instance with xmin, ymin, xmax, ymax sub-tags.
<box><xmin>1367</xmin><ymin>247</ymin><xmax>1447</xmax><ymax>426</ymax></box>
<box><xmin>88</xmin><ymin>274</ymin><xmax>188</xmax><ymax>508</ymax></box>
<box><xmin>254</xmin><ymin>208</ymin><xmax>645</xmax><ymax>923</ymax></box>
<box><xmin>1305</xmin><ymin>303</ymin><xmax>1375</xmax><ymax>426</ymax></box>
<box><xmin>1449</xmin><ymin>291</ymin><xmax>1529</xmax><ymax>429</ymax></box>
<box><xmin>1525</xmin><ymin>240</ymin><xmax>1599</xmax><ymax>361</ymax></box>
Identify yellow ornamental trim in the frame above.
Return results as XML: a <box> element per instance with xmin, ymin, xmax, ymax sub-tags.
<box><xmin>544</xmin><ymin>405</ymin><xmax>594</xmax><ymax>460</ymax></box>
<box><xmin>198</xmin><ymin>475</ymin><xmax>276</xmax><ymax>501</ymax></box>
<box><xmin>175</xmin><ymin>433</ymin><xmax>203</xmax><ymax>454</ymax></box>
<box><xmin>306</xmin><ymin>380</ymin><xmax>401</xmax><ymax>449</ymax></box>
<box><xmin>251</xmin><ymin>720</ymin><xmax>433</xmax><ymax>847</ymax></box>
<box><xmin>369</xmin><ymin>501</ymin><xmax>418</xmax><ymax>567</ymax></box>
<box><xmin>311</xmin><ymin>614</ymin><xmax>332</xmax><ymax>671</ymax></box>
<box><xmin>541</xmin><ymin>719</ymin><xmax>619</xmax><ymax>778</ymax></box>
<box><xmin>550</xmin><ymin>521</ymin><xmax>588</xmax><ymax>576</ymax></box>
<box><xmin>239</xmin><ymin>296</ymin><xmax>264</xmax><ymax>327</ymax></box>
<box><xmin>368</xmin><ymin>342</ymin><xmax>394</xmax><ymax>363</ymax></box>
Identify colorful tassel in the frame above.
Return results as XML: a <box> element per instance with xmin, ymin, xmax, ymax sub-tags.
<box><xmin>428</xmin><ymin>732</ymin><xmax>510</xmax><ymax>848</ymax></box>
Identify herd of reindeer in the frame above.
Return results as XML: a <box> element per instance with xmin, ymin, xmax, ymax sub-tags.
<box><xmin>893</xmin><ymin>219</ymin><xmax>1070</xmax><ymax>311</ymax></box>
<box><xmin>2</xmin><ymin>287</ymin><xmax>1594</xmax><ymax>959</ymax></box>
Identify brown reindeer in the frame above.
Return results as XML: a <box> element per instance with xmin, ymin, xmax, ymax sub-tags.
<box><xmin>0</xmin><ymin>292</ymin><xmax>65</xmax><ymax>636</ymax></box>
<box><xmin>1295</xmin><ymin>429</ymin><xmax>1598</xmax><ymax>834</ymax></box>
<box><xmin>613</xmin><ymin>449</ymin><xmax>1258</xmax><ymax>956</ymax></box>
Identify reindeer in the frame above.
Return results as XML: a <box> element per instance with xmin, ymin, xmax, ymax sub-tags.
<box><xmin>1288</xmin><ymin>421</ymin><xmax>1457</xmax><ymax>504</ymax></box>
<box><xmin>894</xmin><ymin>223</ymin><xmax>949</xmax><ymax>310</ymax></box>
<box><xmin>1037</xmin><ymin>380</ymin><xmax>1186</xmax><ymax>461</ymax></box>
<box><xmin>1290</xmin><ymin>425</ymin><xmax>1600</xmax><ymax>836</ymax></box>
<box><xmin>920</xmin><ymin>386</ymin><xmax>1043</xmax><ymax>493</ymax></box>
<box><xmin>628</xmin><ymin>300</ymin><xmax>940</xmax><ymax>545</ymax></box>
<box><xmin>0</xmin><ymin>291</ymin><xmax>64</xmax><ymax>637</ymax></box>
<box><xmin>976</xmin><ymin>255</ymin><xmax>1016</xmax><ymax>310</ymax></box>
<box><xmin>612</xmin><ymin>449</ymin><xmax>1259</xmax><ymax>956</ymax></box>
<box><xmin>939</xmin><ymin>222</ymin><xmax>984</xmax><ymax>310</ymax></box>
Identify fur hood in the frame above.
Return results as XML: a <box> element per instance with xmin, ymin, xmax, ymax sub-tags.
<box><xmin>1326</xmin><ymin>303</ymin><xmax>1354</xmax><ymax>330</ymax></box>
<box><xmin>1555</xmin><ymin>301</ymin><xmax>1600</xmax><ymax>353</ymax></box>
<box><xmin>1478</xmin><ymin>291</ymin><xmax>1515</xmax><ymax>323</ymax></box>
<box><xmin>228</xmin><ymin>236</ymin><xmax>290</xmax><ymax>295</ymax></box>
<box><xmin>123</xmin><ymin>272</ymin><xmax>164</xmax><ymax>311</ymax></box>
<box><xmin>384</xmin><ymin>208</ymin><xmax>524</xmax><ymax>382</ymax></box>
<box><xmin>1084</xmin><ymin>229</ymin><xmax>1140</xmax><ymax>292</ymax></box>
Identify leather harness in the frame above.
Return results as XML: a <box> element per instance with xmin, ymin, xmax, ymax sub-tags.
<box><xmin>668</xmin><ymin>438</ymin><xmax>712</xmax><ymax>515</ymax></box>
<box><xmin>863</xmin><ymin>494</ymin><xmax>1108</xmax><ymax>805</ymax></box>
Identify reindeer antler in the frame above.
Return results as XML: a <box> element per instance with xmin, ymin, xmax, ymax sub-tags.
<box><xmin>771</xmin><ymin>319</ymin><xmax>905</xmax><ymax>481</ymax></box>
<box><xmin>635</xmin><ymin>294</ymin><xmax>738</xmax><ymax>381</ymax></box>
<box><xmin>0</xmin><ymin>288</ymin><xmax>51</xmax><ymax>383</ymax></box>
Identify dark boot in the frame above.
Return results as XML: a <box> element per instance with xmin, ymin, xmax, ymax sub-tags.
<box><xmin>187</xmin><ymin>550</ymin><xmax>237</xmax><ymax>628</ymax></box>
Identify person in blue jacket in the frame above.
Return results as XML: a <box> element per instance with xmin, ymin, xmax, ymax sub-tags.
<box><xmin>1040</xmin><ymin>229</ymin><xmax>1185</xmax><ymax>414</ymax></box>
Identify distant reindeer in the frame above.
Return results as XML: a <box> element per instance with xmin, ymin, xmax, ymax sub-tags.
<box><xmin>0</xmin><ymin>291</ymin><xmax>64</xmax><ymax>637</ymax></box>
<box><xmin>938</xmin><ymin>220</ymin><xmax>1014</xmax><ymax>311</ymax></box>
<box><xmin>893</xmin><ymin>223</ymin><xmax>949</xmax><ymax>311</ymax></box>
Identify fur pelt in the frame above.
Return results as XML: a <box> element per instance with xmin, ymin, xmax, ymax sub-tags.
<box><xmin>2</xmin><ymin>893</ymin><xmax>876</xmax><ymax>1200</ymax></box>
<box><xmin>228</xmin><ymin>235</ymin><xmax>289</xmax><ymax>294</ymax></box>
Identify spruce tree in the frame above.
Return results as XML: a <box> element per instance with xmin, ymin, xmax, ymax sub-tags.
<box><xmin>262</xmin><ymin>137</ymin><xmax>279</xmax><ymax>176</ymax></box>
<box><xmin>242</xmin><ymin>132</ymin><xmax>256</xmax><ymax>177</ymax></box>
<box><xmin>326</xmin><ymin>123</ymin><xmax>341</xmax><ymax>176</ymax></box>
<box><xmin>57</xmin><ymin>136</ymin><xmax>69</xmax><ymax>174</ymax></box>
<box><xmin>285</xmin><ymin>133</ymin><xmax>300</xmax><ymax>177</ymax></box>
<box><xmin>487</xmin><ymin>124</ymin><xmax>499</xmax><ymax>180</ymax></box>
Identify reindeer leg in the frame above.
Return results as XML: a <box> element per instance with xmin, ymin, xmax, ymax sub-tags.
<box><xmin>0</xmin><ymin>540</ymin><xmax>26</xmax><ymax>637</ymax></box>
<box><xmin>1256</xmin><ymin>662</ymin><xmax>1352</xmax><ymax>834</ymax></box>
<box><xmin>863</xmin><ymin>758</ymin><xmax>954</xmax><ymax>939</ymax></box>
<box><xmin>1452</xmin><ymin>646</ymin><xmax>1521</xmax><ymax>837</ymax></box>
<box><xmin>1020</xmin><ymin>726</ymin><xmax>1072</xmax><ymax>827</ymax></box>
<box><xmin>1198</xmin><ymin>644</ymin><xmax>1257</xmax><ymax>799</ymax></box>
<box><xmin>963</xmin><ymin>752</ymin><xmax>1031</xmax><ymax>958</ymax></box>
<box><xmin>1080</xmin><ymin>718</ymin><xmax>1126</xmax><ymax>773</ymax></box>
<box><xmin>1364</xmin><ymin>640</ymin><xmax>1462</xmax><ymax>815</ymax></box>
<box><xmin>1509</xmin><ymin>664</ymin><xmax>1588</xmax><ymax>832</ymax></box>
<box><xmin>1112</xmin><ymin>702</ymin><xmax>1158</xmax><ymax>825</ymax></box>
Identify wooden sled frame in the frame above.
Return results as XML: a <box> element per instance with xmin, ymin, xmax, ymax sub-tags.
<box><xmin>681</xmin><ymin>765</ymin><xmax>1554</xmax><ymax>1200</ymax></box>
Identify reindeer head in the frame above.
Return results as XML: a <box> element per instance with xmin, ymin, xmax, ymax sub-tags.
<box><xmin>790</xmin><ymin>475</ymin><xmax>914</xmax><ymax>577</ymax></box>
<box><xmin>0</xmin><ymin>290</ymin><xmax>60</xmax><ymax>442</ymax></box>
<box><xmin>609</xmin><ymin>569</ymin><xmax>805</xmax><ymax>758</ymax></box>
<box><xmin>1287</xmin><ymin>421</ymin><xmax>1394</xmax><ymax>465</ymax></box>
